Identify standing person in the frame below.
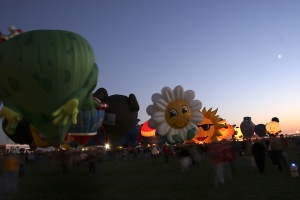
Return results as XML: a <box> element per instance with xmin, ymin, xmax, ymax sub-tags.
<box><xmin>3</xmin><ymin>153</ymin><xmax>20</xmax><ymax>193</ymax></box>
<box><xmin>62</xmin><ymin>150</ymin><xmax>70</xmax><ymax>173</ymax></box>
<box><xmin>177</xmin><ymin>146</ymin><xmax>193</xmax><ymax>173</ymax></box>
<box><xmin>244</xmin><ymin>138</ymin><xmax>255</xmax><ymax>168</ymax></box>
<box><xmin>88</xmin><ymin>151</ymin><xmax>96</xmax><ymax>175</ymax></box>
<box><xmin>269</xmin><ymin>134</ymin><xmax>284</xmax><ymax>171</ymax></box>
<box><xmin>162</xmin><ymin>144</ymin><xmax>170</xmax><ymax>163</ymax></box>
<box><xmin>279</xmin><ymin>134</ymin><xmax>289</xmax><ymax>166</ymax></box>
<box><xmin>19</xmin><ymin>150</ymin><xmax>26</xmax><ymax>177</ymax></box>
<box><xmin>207</xmin><ymin>142</ymin><xmax>225</xmax><ymax>187</ymax></box>
<box><xmin>252</xmin><ymin>140</ymin><xmax>267</xmax><ymax>173</ymax></box>
<box><xmin>151</xmin><ymin>145</ymin><xmax>159</xmax><ymax>161</ymax></box>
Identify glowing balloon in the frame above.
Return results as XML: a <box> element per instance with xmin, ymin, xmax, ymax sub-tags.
<box><xmin>254</xmin><ymin>124</ymin><xmax>266</xmax><ymax>137</ymax></box>
<box><xmin>0</xmin><ymin>30</ymin><xmax>98</xmax><ymax>147</ymax></box>
<box><xmin>188</xmin><ymin>107</ymin><xmax>225</xmax><ymax>144</ymax></box>
<box><xmin>146</xmin><ymin>85</ymin><xmax>203</xmax><ymax>144</ymax></box>
<box><xmin>266</xmin><ymin>118</ymin><xmax>281</xmax><ymax>135</ymax></box>
<box><xmin>233</xmin><ymin>126</ymin><xmax>244</xmax><ymax>141</ymax></box>
<box><xmin>141</xmin><ymin>120</ymin><xmax>156</xmax><ymax>137</ymax></box>
<box><xmin>217</xmin><ymin>119</ymin><xmax>235</xmax><ymax>140</ymax></box>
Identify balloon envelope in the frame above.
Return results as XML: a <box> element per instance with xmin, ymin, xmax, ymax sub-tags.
<box><xmin>68</xmin><ymin>108</ymin><xmax>106</xmax><ymax>145</ymax></box>
<box><xmin>0</xmin><ymin>30</ymin><xmax>98</xmax><ymax>146</ymax></box>
<box><xmin>254</xmin><ymin>124</ymin><xmax>266</xmax><ymax>137</ymax></box>
<box><xmin>141</xmin><ymin>121</ymin><xmax>156</xmax><ymax>137</ymax></box>
<box><xmin>2</xmin><ymin>119</ymin><xmax>33</xmax><ymax>146</ymax></box>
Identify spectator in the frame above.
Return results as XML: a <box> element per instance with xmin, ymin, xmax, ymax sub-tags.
<box><xmin>252</xmin><ymin>140</ymin><xmax>267</xmax><ymax>173</ymax></box>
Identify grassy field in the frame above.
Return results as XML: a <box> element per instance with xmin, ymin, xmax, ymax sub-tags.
<box><xmin>1</xmin><ymin>145</ymin><xmax>300</xmax><ymax>200</ymax></box>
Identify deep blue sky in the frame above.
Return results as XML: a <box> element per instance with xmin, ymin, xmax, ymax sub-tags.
<box><xmin>1</xmin><ymin>0</ymin><xmax>300</xmax><ymax>143</ymax></box>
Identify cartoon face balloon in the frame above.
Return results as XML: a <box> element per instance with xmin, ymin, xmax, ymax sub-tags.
<box><xmin>146</xmin><ymin>85</ymin><xmax>203</xmax><ymax>144</ymax></box>
<box><xmin>266</xmin><ymin>121</ymin><xmax>281</xmax><ymax>135</ymax></box>
<box><xmin>190</xmin><ymin>107</ymin><xmax>225</xmax><ymax>144</ymax></box>
<box><xmin>0</xmin><ymin>30</ymin><xmax>98</xmax><ymax>146</ymax></box>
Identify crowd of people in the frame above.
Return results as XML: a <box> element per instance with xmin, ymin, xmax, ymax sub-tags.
<box><xmin>0</xmin><ymin>133</ymin><xmax>297</xmax><ymax>194</ymax></box>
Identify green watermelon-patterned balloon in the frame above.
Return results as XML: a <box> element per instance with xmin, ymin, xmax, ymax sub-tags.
<box><xmin>0</xmin><ymin>30</ymin><xmax>98</xmax><ymax>147</ymax></box>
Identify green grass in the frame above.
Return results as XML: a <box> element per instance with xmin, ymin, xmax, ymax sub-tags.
<box><xmin>2</xmin><ymin>147</ymin><xmax>300</xmax><ymax>200</ymax></box>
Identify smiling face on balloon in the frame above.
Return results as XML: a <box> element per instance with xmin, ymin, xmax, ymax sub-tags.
<box><xmin>146</xmin><ymin>85</ymin><xmax>203</xmax><ymax>144</ymax></box>
<box><xmin>266</xmin><ymin>121</ymin><xmax>281</xmax><ymax>135</ymax></box>
<box><xmin>165</xmin><ymin>99</ymin><xmax>192</xmax><ymax>130</ymax></box>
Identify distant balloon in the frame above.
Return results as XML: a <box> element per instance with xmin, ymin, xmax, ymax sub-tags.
<box><xmin>217</xmin><ymin>119</ymin><xmax>235</xmax><ymax>140</ymax></box>
<box><xmin>254</xmin><ymin>124</ymin><xmax>266</xmax><ymax>137</ymax></box>
<box><xmin>240</xmin><ymin>117</ymin><xmax>255</xmax><ymax>139</ymax></box>
<box><xmin>271</xmin><ymin>117</ymin><xmax>280</xmax><ymax>123</ymax></box>
<box><xmin>266</xmin><ymin>121</ymin><xmax>281</xmax><ymax>135</ymax></box>
<box><xmin>233</xmin><ymin>126</ymin><xmax>244</xmax><ymax>141</ymax></box>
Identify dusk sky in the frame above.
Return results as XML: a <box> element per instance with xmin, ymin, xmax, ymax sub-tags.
<box><xmin>1</xmin><ymin>0</ymin><xmax>300</xmax><ymax>144</ymax></box>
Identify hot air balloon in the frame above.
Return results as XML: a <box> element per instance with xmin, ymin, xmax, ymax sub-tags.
<box><xmin>217</xmin><ymin>119</ymin><xmax>235</xmax><ymax>141</ymax></box>
<box><xmin>266</xmin><ymin>117</ymin><xmax>281</xmax><ymax>135</ymax></box>
<box><xmin>146</xmin><ymin>85</ymin><xmax>203</xmax><ymax>144</ymax></box>
<box><xmin>141</xmin><ymin>120</ymin><xmax>156</xmax><ymax>137</ymax></box>
<box><xmin>255</xmin><ymin>124</ymin><xmax>266</xmax><ymax>137</ymax></box>
<box><xmin>188</xmin><ymin>108</ymin><xmax>225</xmax><ymax>144</ymax></box>
<box><xmin>240</xmin><ymin>117</ymin><xmax>255</xmax><ymax>139</ymax></box>
<box><xmin>67</xmin><ymin>98</ymin><xmax>107</xmax><ymax>146</ymax></box>
<box><xmin>93</xmin><ymin>88</ymin><xmax>140</xmax><ymax>146</ymax></box>
<box><xmin>0</xmin><ymin>29</ymin><xmax>98</xmax><ymax>147</ymax></box>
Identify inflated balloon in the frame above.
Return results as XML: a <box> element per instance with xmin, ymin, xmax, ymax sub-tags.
<box><xmin>146</xmin><ymin>85</ymin><xmax>203</xmax><ymax>144</ymax></box>
<box><xmin>188</xmin><ymin>107</ymin><xmax>225</xmax><ymax>144</ymax></box>
<box><xmin>266</xmin><ymin>117</ymin><xmax>281</xmax><ymax>135</ymax></box>
<box><xmin>67</xmin><ymin>97</ymin><xmax>107</xmax><ymax>145</ymax></box>
<box><xmin>233</xmin><ymin>126</ymin><xmax>244</xmax><ymax>141</ymax></box>
<box><xmin>141</xmin><ymin>120</ymin><xmax>156</xmax><ymax>137</ymax></box>
<box><xmin>217</xmin><ymin>119</ymin><xmax>235</xmax><ymax>140</ymax></box>
<box><xmin>254</xmin><ymin>124</ymin><xmax>266</xmax><ymax>137</ymax></box>
<box><xmin>93</xmin><ymin>88</ymin><xmax>140</xmax><ymax>145</ymax></box>
<box><xmin>87</xmin><ymin>126</ymin><xmax>109</xmax><ymax>146</ymax></box>
<box><xmin>0</xmin><ymin>30</ymin><xmax>98</xmax><ymax>147</ymax></box>
<box><xmin>1</xmin><ymin>118</ymin><xmax>50</xmax><ymax>150</ymax></box>
<box><xmin>2</xmin><ymin>119</ymin><xmax>34</xmax><ymax>147</ymax></box>
<box><xmin>240</xmin><ymin>117</ymin><xmax>255</xmax><ymax>139</ymax></box>
<box><xmin>115</xmin><ymin>119</ymin><xmax>140</xmax><ymax>147</ymax></box>
<box><xmin>0</xmin><ymin>25</ymin><xmax>23</xmax><ymax>43</ymax></box>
